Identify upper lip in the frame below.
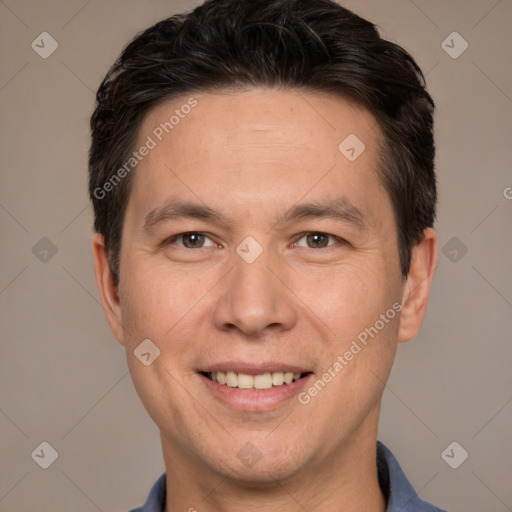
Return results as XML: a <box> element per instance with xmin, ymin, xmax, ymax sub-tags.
<box><xmin>199</xmin><ymin>362</ymin><xmax>312</xmax><ymax>375</ymax></box>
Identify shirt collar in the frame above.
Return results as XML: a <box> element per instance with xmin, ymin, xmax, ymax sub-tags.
<box><xmin>377</xmin><ymin>441</ymin><xmax>445</xmax><ymax>511</ymax></box>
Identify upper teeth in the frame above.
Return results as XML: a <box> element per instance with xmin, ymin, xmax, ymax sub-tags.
<box><xmin>210</xmin><ymin>371</ymin><xmax>302</xmax><ymax>390</ymax></box>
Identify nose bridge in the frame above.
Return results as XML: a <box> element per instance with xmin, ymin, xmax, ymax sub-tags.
<box><xmin>213</xmin><ymin>244</ymin><xmax>296</xmax><ymax>336</ymax></box>
<box><xmin>233</xmin><ymin>251</ymin><xmax>276</xmax><ymax>303</ymax></box>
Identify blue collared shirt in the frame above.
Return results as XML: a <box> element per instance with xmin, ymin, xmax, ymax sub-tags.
<box><xmin>128</xmin><ymin>441</ymin><xmax>446</xmax><ymax>511</ymax></box>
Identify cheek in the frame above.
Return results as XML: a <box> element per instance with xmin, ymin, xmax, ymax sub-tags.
<box><xmin>292</xmin><ymin>257</ymin><xmax>401</xmax><ymax>343</ymax></box>
<box><xmin>298</xmin><ymin>263</ymin><xmax>400</xmax><ymax>441</ymax></box>
<box><xmin>306</xmin><ymin>258</ymin><xmax>401</xmax><ymax>392</ymax></box>
<box><xmin>119</xmin><ymin>258</ymin><xmax>206</xmax><ymax>345</ymax></box>
<box><xmin>118</xmin><ymin>268</ymin><xmax>206</xmax><ymax>433</ymax></box>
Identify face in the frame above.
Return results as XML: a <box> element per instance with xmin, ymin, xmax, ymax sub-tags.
<box><xmin>95</xmin><ymin>88</ymin><xmax>426</xmax><ymax>484</ymax></box>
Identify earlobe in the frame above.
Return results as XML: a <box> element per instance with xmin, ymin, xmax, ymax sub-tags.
<box><xmin>92</xmin><ymin>233</ymin><xmax>125</xmax><ymax>345</ymax></box>
<box><xmin>397</xmin><ymin>227</ymin><xmax>438</xmax><ymax>343</ymax></box>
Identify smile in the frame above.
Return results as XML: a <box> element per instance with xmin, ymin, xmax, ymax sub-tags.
<box><xmin>203</xmin><ymin>371</ymin><xmax>309</xmax><ymax>390</ymax></box>
<box><xmin>198</xmin><ymin>363</ymin><xmax>314</xmax><ymax>410</ymax></box>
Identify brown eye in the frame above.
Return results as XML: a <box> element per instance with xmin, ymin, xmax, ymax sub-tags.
<box><xmin>306</xmin><ymin>233</ymin><xmax>330</xmax><ymax>248</ymax></box>
<box><xmin>293</xmin><ymin>232</ymin><xmax>343</xmax><ymax>249</ymax></box>
<box><xmin>181</xmin><ymin>233</ymin><xmax>206</xmax><ymax>248</ymax></box>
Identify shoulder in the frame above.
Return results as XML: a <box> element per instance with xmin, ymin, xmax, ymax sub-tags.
<box><xmin>126</xmin><ymin>473</ymin><xmax>166</xmax><ymax>512</ymax></box>
<box><xmin>378</xmin><ymin>441</ymin><xmax>447</xmax><ymax>512</ymax></box>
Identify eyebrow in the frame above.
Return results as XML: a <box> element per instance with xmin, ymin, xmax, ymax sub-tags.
<box><xmin>143</xmin><ymin>199</ymin><xmax>224</xmax><ymax>233</ymax></box>
<box><xmin>142</xmin><ymin>196</ymin><xmax>368</xmax><ymax>234</ymax></box>
<box><xmin>278</xmin><ymin>198</ymin><xmax>368</xmax><ymax>230</ymax></box>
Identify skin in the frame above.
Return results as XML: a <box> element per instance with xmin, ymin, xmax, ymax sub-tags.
<box><xmin>93</xmin><ymin>88</ymin><xmax>437</xmax><ymax>512</ymax></box>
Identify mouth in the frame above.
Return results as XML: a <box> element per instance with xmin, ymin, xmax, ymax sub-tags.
<box><xmin>197</xmin><ymin>365</ymin><xmax>314</xmax><ymax>411</ymax></box>
<box><xmin>200</xmin><ymin>370</ymin><xmax>313</xmax><ymax>391</ymax></box>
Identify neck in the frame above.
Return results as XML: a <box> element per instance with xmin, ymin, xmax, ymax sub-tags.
<box><xmin>161</xmin><ymin>413</ymin><xmax>387</xmax><ymax>512</ymax></box>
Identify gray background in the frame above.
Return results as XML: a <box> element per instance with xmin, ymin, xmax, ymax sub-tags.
<box><xmin>1</xmin><ymin>0</ymin><xmax>511</xmax><ymax>510</ymax></box>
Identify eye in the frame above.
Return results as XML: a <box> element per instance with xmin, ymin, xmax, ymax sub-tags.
<box><xmin>294</xmin><ymin>232</ymin><xmax>342</xmax><ymax>249</ymax></box>
<box><xmin>167</xmin><ymin>232</ymin><xmax>217</xmax><ymax>249</ymax></box>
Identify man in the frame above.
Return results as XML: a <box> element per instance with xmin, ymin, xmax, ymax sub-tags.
<box><xmin>89</xmin><ymin>0</ymin><xmax>444</xmax><ymax>510</ymax></box>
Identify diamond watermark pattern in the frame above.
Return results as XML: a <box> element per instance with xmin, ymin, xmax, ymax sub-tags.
<box><xmin>237</xmin><ymin>442</ymin><xmax>263</xmax><ymax>468</ymax></box>
<box><xmin>31</xmin><ymin>441</ymin><xmax>59</xmax><ymax>469</ymax></box>
<box><xmin>31</xmin><ymin>32</ymin><xmax>59</xmax><ymax>59</ymax></box>
<box><xmin>441</xmin><ymin>441</ymin><xmax>468</xmax><ymax>469</ymax></box>
<box><xmin>442</xmin><ymin>236</ymin><xmax>468</xmax><ymax>263</ymax></box>
<box><xmin>236</xmin><ymin>236</ymin><xmax>263</xmax><ymax>264</ymax></box>
<box><xmin>338</xmin><ymin>134</ymin><xmax>365</xmax><ymax>161</ymax></box>
<box><xmin>32</xmin><ymin>237</ymin><xmax>58</xmax><ymax>263</ymax></box>
<box><xmin>441</xmin><ymin>32</ymin><xmax>468</xmax><ymax>59</ymax></box>
<box><xmin>134</xmin><ymin>339</ymin><xmax>161</xmax><ymax>366</ymax></box>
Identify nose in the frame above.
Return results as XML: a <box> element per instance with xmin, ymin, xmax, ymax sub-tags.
<box><xmin>212</xmin><ymin>248</ymin><xmax>297</xmax><ymax>337</ymax></box>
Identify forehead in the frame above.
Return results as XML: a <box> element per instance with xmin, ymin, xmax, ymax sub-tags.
<box><xmin>127</xmin><ymin>88</ymin><xmax>388</xmax><ymax>226</ymax></box>
<box><xmin>140</xmin><ymin>88</ymin><xmax>379</xmax><ymax>161</ymax></box>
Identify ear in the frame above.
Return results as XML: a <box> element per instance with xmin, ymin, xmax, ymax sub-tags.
<box><xmin>92</xmin><ymin>233</ymin><xmax>125</xmax><ymax>345</ymax></box>
<box><xmin>397</xmin><ymin>227</ymin><xmax>438</xmax><ymax>343</ymax></box>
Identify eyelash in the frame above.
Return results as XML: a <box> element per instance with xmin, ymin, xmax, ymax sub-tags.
<box><xmin>292</xmin><ymin>232</ymin><xmax>345</xmax><ymax>248</ymax></box>
<box><xmin>167</xmin><ymin>232</ymin><xmax>215</xmax><ymax>248</ymax></box>
<box><xmin>164</xmin><ymin>232</ymin><xmax>346</xmax><ymax>249</ymax></box>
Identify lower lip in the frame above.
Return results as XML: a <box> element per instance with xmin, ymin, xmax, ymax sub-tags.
<box><xmin>199</xmin><ymin>373</ymin><xmax>314</xmax><ymax>412</ymax></box>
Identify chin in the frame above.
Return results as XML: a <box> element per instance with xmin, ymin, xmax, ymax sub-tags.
<box><xmin>207</xmin><ymin>439</ymin><xmax>309</xmax><ymax>484</ymax></box>
<box><xmin>224</xmin><ymin>459</ymin><xmax>303</xmax><ymax>485</ymax></box>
